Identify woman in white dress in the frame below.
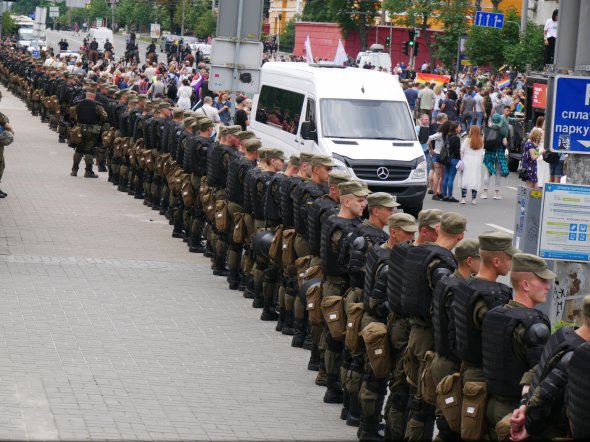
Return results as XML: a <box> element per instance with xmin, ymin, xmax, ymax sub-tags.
<box><xmin>460</xmin><ymin>125</ymin><xmax>485</xmax><ymax>204</ymax></box>
<box><xmin>176</xmin><ymin>78</ymin><xmax>193</xmax><ymax>110</ymax></box>
<box><xmin>534</xmin><ymin>117</ymin><xmax>550</xmax><ymax>187</ymax></box>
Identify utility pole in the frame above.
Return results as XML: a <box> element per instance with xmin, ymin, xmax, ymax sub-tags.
<box><xmin>181</xmin><ymin>0</ymin><xmax>186</xmax><ymax>37</ymax></box>
<box><xmin>544</xmin><ymin>0</ymin><xmax>590</xmax><ymax>324</ymax></box>
<box><xmin>110</xmin><ymin>0</ymin><xmax>116</xmax><ymax>31</ymax></box>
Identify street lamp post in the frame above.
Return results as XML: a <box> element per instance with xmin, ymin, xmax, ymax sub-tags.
<box><xmin>277</xmin><ymin>13</ymin><xmax>282</xmax><ymax>54</ymax></box>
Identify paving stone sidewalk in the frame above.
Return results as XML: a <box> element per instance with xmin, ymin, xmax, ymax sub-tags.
<box><xmin>0</xmin><ymin>85</ymin><xmax>357</xmax><ymax>441</ymax></box>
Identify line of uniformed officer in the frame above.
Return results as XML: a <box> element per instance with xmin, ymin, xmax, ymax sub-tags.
<box><xmin>2</xmin><ymin>47</ymin><xmax>590</xmax><ymax>442</ymax></box>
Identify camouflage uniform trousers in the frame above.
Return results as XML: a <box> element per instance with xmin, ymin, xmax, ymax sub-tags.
<box><xmin>383</xmin><ymin>316</ymin><xmax>411</xmax><ymax>441</ymax></box>
<box><xmin>226</xmin><ymin>201</ymin><xmax>245</xmax><ymax>283</ymax></box>
<box><xmin>72</xmin><ymin>128</ymin><xmax>98</xmax><ymax>172</ymax></box>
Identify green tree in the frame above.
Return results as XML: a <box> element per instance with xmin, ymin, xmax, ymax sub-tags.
<box><xmin>433</xmin><ymin>0</ymin><xmax>471</xmax><ymax>73</ymax></box>
<box><xmin>465</xmin><ymin>7</ymin><xmax>519</xmax><ymax>70</ymax></box>
<box><xmin>195</xmin><ymin>9</ymin><xmax>216</xmax><ymax>38</ymax></box>
<box><xmin>279</xmin><ymin>16</ymin><xmax>297</xmax><ymax>53</ymax></box>
<box><xmin>328</xmin><ymin>0</ymin><xmax>380</xmax><ymax>51</ymax></box>
<box><xmin>2</xmin><ymin>11</ymin><xmax>15</xmax><ymax>36</ymax></box>
<box><xmin>503</xmin><ymin>21</ymin><xmax>544</xmax><ymax>71</ymax></box>
<box><xmin>302</xmin><ymin>0</ymin><xmax>337</xmax><ymax>22</ymax></box>
<box><xmin>383</xmin><ymin>0</ymin><xmax>438</xmax><ymax>64</ymax></box>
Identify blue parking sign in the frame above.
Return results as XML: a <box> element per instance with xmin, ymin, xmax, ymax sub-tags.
<box><xmin>550</xmin><ymin>75</ymin><xmax>590</xmax><ymax>153</ymax></box>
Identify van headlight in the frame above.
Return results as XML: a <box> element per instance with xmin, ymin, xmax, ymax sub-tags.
<box><xmin>410</xmin><ymin>158</ymin><xmax>427</xmax><ymax>181</ymax></box>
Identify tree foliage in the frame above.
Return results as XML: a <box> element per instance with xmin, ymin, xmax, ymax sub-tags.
<box><xmin>302</xmin><ymin>0</ymin><xmax>337</xmax><ymax>22</ymax></box>
<box><xmin>328</xmin><ymin>0</ymin><xmax>380</xmax><ymax>51</ymax></box>
<box><xmin>383</xmin><ymin>0</ymin><xmax>438</xmax><ymax>63</ymax></box>
<box><xmin>280</xmin><ymin>16</ymin><xmax>297</xmax><ymax>53</ymax></box>
<box><xmin>503</xmin><ymin>21</ymin><xmax>544</xmax><ymax>71</ymax></box>
<box><xmin>432</xmin><ymin>0</ymin><xmax>471</xmax><ymax>72</ymax></box>
<box><xmin>2</xmin><ymin>11</ymin><xmax>15</xmax><ymax>35</ymax></box>
<box><xmin>465</xmin><ymin>7</ymin><xmax>519</xmax><ymax>70</ymax></box>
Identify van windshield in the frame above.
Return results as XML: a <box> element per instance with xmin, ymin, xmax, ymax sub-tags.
<box><xmin>320</xmin><ymin>99</ymin><xmax>416</xmax><ymax>140</ymax></box>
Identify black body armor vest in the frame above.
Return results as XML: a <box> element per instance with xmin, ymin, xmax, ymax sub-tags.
<box><xmin>364</xmin><ymin>244</ymin><xmax>391</xmax><ymax>321</ymax></box>
<box><xmin>387</xmin><ymin>241</ymin><xmax>413</xmax><ymax>316</ymax></box>
<box><xmin>453</xmin><ymin>278</ymin><xmax>513</xmax><ymax>364</ymax></box>
<box><xmin>227</xmin><ymin>157</ymin><xmax>256</xmax><ymax>205</ymax></box>
<box><xmin>400</xmin><ymin>244</ymin><xmax>457</xmax><ymax>319</ymax></box>
<box><xmin>432</xmin><ymin>275</ymin><xmax>463</xmax><ymax>359</ymax></box>
<box><xmin>77</xmin><ymin>100</ymin><xmax>101</xmax><ymax>124</ymax></box>
<box><xmin>294</xmin><ymin>181</ymin><xmax>327</xmax><ymax>236</ymax></box>
<box><xmin>307</xmin><ymin>195</ymin><xmax>338</xmax><ymax>257</ymax></box>
<box><xmin>207</xmin><ymin>143</ymin><xmax>236</xmax><ymax>188</ymax></box>
<box><xmin>264</xmin><ymin>172</ymin><xmax>286</xmax><ymax>224</ymax></box>
<box><xmin>280</xmin><ymin>175</ymin><xmax>304</xmax><ymax>229</ymax></box>
<box><xmin>320</xmin><ymin>216</ymin><xmax>358</xmax><ymax>277</ymax></box>
<box><xmin>482</xmin><ymin>305</ymin><xmax>549</xmax><ymax>397</ymax></box>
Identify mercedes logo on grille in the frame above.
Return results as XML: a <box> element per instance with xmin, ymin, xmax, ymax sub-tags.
<box><xmin>376</xmin><ymin>167</ymin><xmax>390</xmax><ymax>180</ymax></box>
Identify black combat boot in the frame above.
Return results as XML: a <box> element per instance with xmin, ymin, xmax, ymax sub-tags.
<box><xmin>84</xmin><ymin>168</ymin><xmax>98</xmax><ymax>178</ymax></box>
<box><xmin>251</xmin><ymin>279</ymin><xmax>264</xmax><ymax>308</ymax></box>
<box><xmin>189</xmin><ymin>236</ymin><xmax>205</xmax><ymax>253</ymax></box>
<box><xmin>281</xmin><ymin>309</ymin><xmax>295</xmax><ymax>335</ymax></box>
<box><xmin>260</xmin><ymin>305</ymin><xmax>278</xmax><ymax>321</ymax></box>
<box><xmin>203</xmin><ymin>240</ymin><xmax>213</xmax><ymax>257</ymax></box>
<box><xmin>307</xmin><ymin>345</ymin><xmax>320</xmax><ymax>371</ymax></box>
<box><xmin>302</xmin><ymin>328</ymin><xmax>313</xmax><ymax>350</ymax></box>
<box><xmin>70</xmin><ymin>168</ymin><xmax>78</xmax><ymax>177</ymax></box>
<box><xmin>323</xmin><ymin>374</ymin><xmax>344</xmax><ymax>404</ymax></box>
<box><xmin>275</xmin><ymin>307</ymin><xmax>286</xmax><ymax>331</ymax></box>
<box><xmin>243</xmin><ymin>278</ymin><xmax>255</xmax><ymax>299</ymax></box>
<box><xmin>340</xmin><ymin>389</ymin><xmax>350</xmax><ymax>420</ymax></box>
<box><xmin>291</xmin><ymin>319</ymin><xmax>306</xmax><ymax>348</ymax></box>
<box><xmin>346</xmin><ymin>392</ymin><xmax>362</xmax><ymax>427</ymax></box>
<box><xmin>98</xmin><ymin>163</ymin><xmax>107</xmax><ymax>172</ymax></box>
<box><xmin>228</xmin><ymin>271</ymin><xmax>241</xmax><ymax>291</ymax></box>
<box><xmin>358</xmin><ymin>394</ymin><xmax>385</xmax><ymax>441</ymax></box>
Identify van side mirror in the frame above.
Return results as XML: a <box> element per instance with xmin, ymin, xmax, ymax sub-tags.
<box><xmin>300</xmin><ymin>121</ymin><xmax>317</xmax><ymax>142</ymax></box>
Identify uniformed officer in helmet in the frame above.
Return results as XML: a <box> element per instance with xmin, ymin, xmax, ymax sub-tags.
<box><xmin>402</xmin><ymin>212</ymin><xmax>466</xmax><ymax>442</ymax></box>
<box><xmin>383</xmin><ymin>209</ymin><xmax>441</xmax><ymax>441</ymax></box>
<box><xmin>320</xmin><ymin>180</ymin><xmax>368</xmax><ymax>404</ymax></box>
<box><xmin>70</xmin><ymin>82</ymin><xmax>107</xmax><ymax>178</ymax></box>
<box><xmin>358</xmin><ymin>213</ymin><xmax>417</xmax><ymax>441</ymax></box>
<box><xmin>480</xmin><ymin>253</ymin><xmax>552</xmax><ymax>440</ymax></box>
<box><xmin>339</xmin><ymin>192</ymin><xmax>396</xmax><ymax>426</ymax></box>
<box><xmin>510</xmin><ymin>295</ymin><xmax>590</xmax><ymax>441</ymax></box>
<box><xmin>430</xmin><ymin>238</ymin><xmax>481</xmax><ymax>441</ymax></box>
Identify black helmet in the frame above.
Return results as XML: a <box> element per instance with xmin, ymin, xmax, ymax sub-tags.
<box><xmin>252</xmin><ymin>230</ymin><xmax>275</xmax><ymax>259</ymax></box>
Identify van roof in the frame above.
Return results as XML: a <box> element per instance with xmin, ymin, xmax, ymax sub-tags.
<box><xmin>261</xmin><ymin>62</ymin><xmax>404</xmax><ymax>101</ymax></box>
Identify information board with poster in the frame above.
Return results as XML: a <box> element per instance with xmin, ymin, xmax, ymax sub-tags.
<box><xmin>538</xmin><ymin>183</ymin><xmax>590</xmax><ymax>262</ymax></box>
<box><xmin>150</xmin><ymin>23</ymin><xmax>160</xmax><ymax>39</ymax></box>
<box><xmin>532</xmin><ymin>83</ymin><xmax>547</xmax><ymax>109</ymax></box>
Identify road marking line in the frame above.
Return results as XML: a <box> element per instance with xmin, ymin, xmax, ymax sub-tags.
<box><xmin>485</xmin><ymin>223</ymin><xmax>514</xmax><ymax>234</ymax></box>
<box><xmin>506</xmin><ymin>186</ymin><xmax>518</xmax><ymax>190</ymax></box>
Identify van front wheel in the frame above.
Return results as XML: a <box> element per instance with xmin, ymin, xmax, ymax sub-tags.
<box><xmin>403</xmin><ymin>204</ymin><xmax>422</xmax><ymax>219</ymax></box>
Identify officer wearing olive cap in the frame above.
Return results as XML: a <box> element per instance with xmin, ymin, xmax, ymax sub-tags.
<box><xmin>146</xmin><ymin>101</ymin><xmax>173</xmax><ymax>211</ymax></box>
<box><xmin>453</xmin><ymin>230</ymin><xmax>519</xmax><ymax>388</ymax></box>
<box><xmin>514</xmin><ymin>296</ymin><xmax>590</xmax><ymax>441</ymax></box>
<box><xmin>428</xmin><ymin>238</ymin><xmax>482</xmax><ymax>441</ymax></box>
<box><xmin>319</xmin><ymin>180</ymin><xmax>368</xmax><ymax>405</ymax></box>
<box><xmin>291</xmin><ymin>171</ymin><xmax>350</xmax><ymax>351</ymax></box>
<box><xmin>207</xmin><ymin>125</ymin><xmax>243</xmax><ymax>279</ymax></box>
<box><xmin>338</xmin><ymin>191</ymin><xmax>394</xmax><ymax>424</ymax></box>
<box><xmin>402</xmin><ymin>212</ymin><xmax>466</xmax><ymax>441</ymax></box>
<box><xmin>70</xmin><ymin>82</ymin><xmax>107</xmax><ymax>178</ymax></box>
<box><xmin>186</xmin><ymin>117</ymin><xmax>215</xmax><ymax>255</ymax></box>
<box><xmin>415</xmin><ymin>209</ymin><xmax>443</xmax><ymax>245</ymax></box>
<box><xmin>482</xmin><ymin>253</ymin><xmax>552</xmax><ymax>440</ymax></box>
<box><xmin>358</xmin><ymin>212</ymin><xmax>417</xmax><ymax>440</ymax></box>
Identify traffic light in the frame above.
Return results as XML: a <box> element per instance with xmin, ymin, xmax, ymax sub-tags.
<box><xmin>414</xmin><ymin>42</ymin><xmax>419</xmax><ymax>56</ymax></box>
<box><xmin>408</xmin><ymin>29</ymin><xmax>416</xmax><ymax>45</ymax></box>
<box><xmin>402</xmin><ymin>41</ymin><xmax>408</xmax><ymax>56</ymax></box>
<box><xmin>385</xmin><ymin>36</ymin><xmax>390</xmax><ymax>47</ymax></box>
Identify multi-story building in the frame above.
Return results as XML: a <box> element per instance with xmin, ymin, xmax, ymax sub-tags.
<box><xmin>268</xmin><ymin>0</ymin><xmax>305</xmax><ymax>36</ymax></box>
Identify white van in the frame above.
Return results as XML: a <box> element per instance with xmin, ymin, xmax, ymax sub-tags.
<box><xmin>87</xmin><ymin>27</ymin><xmax>114</xmax><ymax>52</ymax></box>
<box><xmin>356</xmin><ymin>44</ymin><xmax>392</xmax><ymax>72</ymax></box>
<box><xmin>250</xmin><ymin>63</ymin><xmax>427</xmax><ymax>215</ymax></box>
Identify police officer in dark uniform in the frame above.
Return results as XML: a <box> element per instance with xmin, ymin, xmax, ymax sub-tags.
<box><xmin>359</xmin><ymin>213</ymin><xmax>417</xmax><ymax>441</ymax></box>
<box><xmin>149</xmin><ymin>101</ymin><xmax>172</xmax><ymax>210</ymax></box>
<box><xmin>226</xmin><ymin>136</ymin><xmax>261</xmax><ymax>290</ymax></box>
<box><xmin>482</xmin><ymin>253</ymin><xmax>552</xmax><ymax>440</ymax></box>
<box><xmin>565</xmin><ymin>341</ymin><xmax>590</xmax><ymax>439</ymax></box>
<box><xmin>185</xmin><ymin>116</ymin><xmax>214</xmax><ymax>253</ymax></box>
<box><xmin>70</xmin><ymin>82</ymin><xmax>107</xmax><ymax>178</ymax></box>
<box><xmin>320</xmin><ymin>181</ymin><xmax>368</xmax><ymax>404</ymax></box>
<box><xmin>252</xmin><ymin>148</ymin><xmax>287</xmax><ymax>319</ymax></box>
<box><xmin>207</xmin><ymin>124</ymin><xmax>241</xmax><ymax>274</ymax></box>
<box><xmin>510</xmin><ymin>295</ymin><xmax>590</xmax><ymax>441</ymax></box>
<box><xmin>117</xmin><ymin>95</ymin><xmax>138</xmax><ymax>193</ymax></box>
<box><xmin>171</xmin><ymin>117</ymin><xmax>197</xmax><ymax>238</ymax></box>
<box><xmin>339</xmin><ymin>192</ymin><xmax>396</xmax><ymax>427</ymax></box>
<box><xmin>452</xmin><ymin>231</ymin><xmax>518</xmax><ymax>439</ymax></box>
<box><xmin>402</xmin><ymin>212</ymin><xmax>466</xmax><ymax>441</ymax></box>
<box><xmin>430</xmin><ymin>238</ymin><xmax>481</xmax><ymax>441</ymax></box>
